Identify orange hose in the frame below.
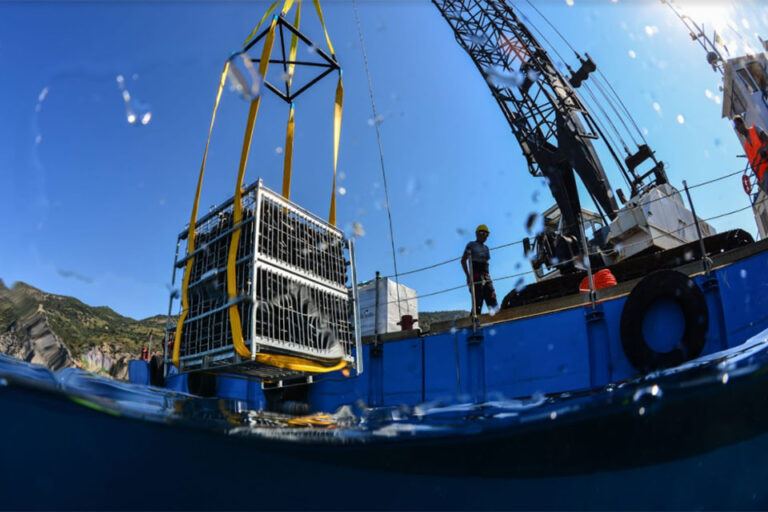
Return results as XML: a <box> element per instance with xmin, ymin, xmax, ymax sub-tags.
<box><xmin>579</xmin><ymin>269</ymin><xmax>617</xmax><ymax>292</ymax></box>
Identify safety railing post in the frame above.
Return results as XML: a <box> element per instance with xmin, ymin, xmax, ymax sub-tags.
<box><xmin>578</xmin><ymin>213</ymin><xmax>596</xmax><ymax>309</ymax></box>
<box><xmin>469</xmin><ymin>259</ymin><xmax>478</xmax><ymax>333</ymax></box>
<box><xmin>374</xmin><ymin>271</ymin><xmax>381</xmax><ymax>344</ymax></box>
<box><xmin>164</xmin><ymin>237</ymin><xmax>183</xmax><ymax>378</ymax></box>
<box><xmin>683</xmin><ymin>180</ymin><xmax>712</xmax><ymax>277</ymax></box>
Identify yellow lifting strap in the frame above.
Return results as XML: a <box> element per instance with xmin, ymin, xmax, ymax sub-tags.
<box><xmin>282</xmin><ymin>105</ymin><xmax>295</xmax><ymax>199</ymax></box>
<box><xmin>312</xmin><ymin>0</ymin><xmax>336</xmax><ymax>58</ymax></box>
<box><xmin>282</xmin><ymin>1</ymin><xmax>301</xmax><ymax>200</ymax></box>
<box><xmin>173</xmin><ymin>61</ymin><xmax>231</xmax><ymax>368</ymax></box>
<box><xmin>328</xmin><ymin>76</ymin><xmax>343</xmax><ymax>226</ymax></box>
<box><xmin>242</xmin><ymin>0</ymin><xmax>280</xmax><ymax>48</ymax></box>
<box><xmin>256</xmin><ymin>352</ymin><xmax>347</xmax><ymax>373</ymax></box>
<box><xmin>287</xmin><ymin>0</ymin><xmax>302</xmax><ymax>88</ymax></box>
<box><xmin>227</xmin><ymin>8</ymin><xmax>282</xmax><ymax>359</ymax></box>
<box><xmin>224</xmin><ymin>0</ymin><xmax>348</xmax><ymax>373</ymax></box>
<box><xmin>309</xmin><ymin>0</ymin><xmax>343</xmax><ymax>226</ymax></box>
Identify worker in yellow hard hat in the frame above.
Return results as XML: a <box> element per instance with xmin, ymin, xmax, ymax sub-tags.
<box><xmin>460</xmin><ymin>224</ymin><xmax>499</xmax><ymax>316</ymax></box>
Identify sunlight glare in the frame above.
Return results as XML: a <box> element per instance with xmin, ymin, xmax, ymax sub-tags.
<box><xmin>678</xmin><ymin>2</ymin><xmax>733</xmax><ymax>34</ymax></box>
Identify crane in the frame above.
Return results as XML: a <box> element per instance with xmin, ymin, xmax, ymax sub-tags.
<box><xmin>431</xmin><ymin>0</ymin><xmax>669</xmax><ymax>273</ymax></box>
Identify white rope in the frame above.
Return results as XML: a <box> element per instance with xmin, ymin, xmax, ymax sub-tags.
<box><xmin>352</xmin><ymin>0</ymin><xmax>403</xmax><ymax>317</ymax></box>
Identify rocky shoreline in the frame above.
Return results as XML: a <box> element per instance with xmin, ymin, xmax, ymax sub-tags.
<box><xmin>0</xmin><ymin>280</ymin><xmax>165</xmax><ymax>380</ymax></box>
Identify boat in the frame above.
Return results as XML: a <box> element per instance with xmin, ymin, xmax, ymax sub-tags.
<box><xmin>4</xmin><ymin>0</ymin><xmax>768</xmax><ymax>509</ymax></box>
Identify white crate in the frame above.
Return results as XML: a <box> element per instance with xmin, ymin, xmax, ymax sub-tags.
<box><xmin>358</xmin><ymin>278</ymin><xmax>418</xmax><ymax>336</ymax></box>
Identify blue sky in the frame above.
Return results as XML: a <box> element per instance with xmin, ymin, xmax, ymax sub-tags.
<box><xmin>1</xmin><ymin>0</ymin><xmax>766</xmax><ymax>320</ymax></box>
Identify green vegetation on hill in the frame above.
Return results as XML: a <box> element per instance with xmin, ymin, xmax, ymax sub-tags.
<box><xmin>0</xmin><ymin>280</ymin><xmax>166</xmax><ymax>360</ymax></box>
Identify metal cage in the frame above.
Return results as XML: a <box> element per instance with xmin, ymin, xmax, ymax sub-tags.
<box><xmin>164</xmin><ymin>180</ymin><xmax>361</xmax><ymax>380</ymax></box>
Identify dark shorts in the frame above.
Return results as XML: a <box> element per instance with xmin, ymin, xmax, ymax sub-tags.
<box><xmin>471</xmin><ymin>272</ymin><xmax>498</xmax><ymax>315</ymax></box>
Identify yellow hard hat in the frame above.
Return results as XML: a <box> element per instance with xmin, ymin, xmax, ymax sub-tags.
<box><xmin>476</xmin><ymin>224</ymin><xmax>490</xmax><ymax>233</ymax></box>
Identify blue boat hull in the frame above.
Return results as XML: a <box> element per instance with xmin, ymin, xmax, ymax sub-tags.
<box><xmin>3</xmin><ymin>334</ymin><xmax>768</xmax><ymax>510</ymax></box>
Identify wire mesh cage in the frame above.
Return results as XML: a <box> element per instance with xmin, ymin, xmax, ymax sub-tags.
<box><xmin>165</xmin><ymin>180</ymin><xmax>361</xmax><ymax>379</ymax></box>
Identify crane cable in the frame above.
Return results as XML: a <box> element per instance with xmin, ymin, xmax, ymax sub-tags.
<box><xmin>352</xmin><ymin>0</ymin><xmax>403</xmax><ymax>318</ymax></box>
<box><xmin>522</xmin><ymin>0</ymin><xmax>645</xmax><ymax>156</ymax></box>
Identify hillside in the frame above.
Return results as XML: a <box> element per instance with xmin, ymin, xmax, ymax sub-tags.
<box><xmin>0</xmin><ymin>279</ymin><xmax>165</xmax><ymax>379</ymax></box>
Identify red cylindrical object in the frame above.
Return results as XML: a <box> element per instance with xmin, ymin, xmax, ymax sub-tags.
<box><xmin>398</xmin><ymin>314</ymin><xmax>417</xmax><ymax>330</ymax></box>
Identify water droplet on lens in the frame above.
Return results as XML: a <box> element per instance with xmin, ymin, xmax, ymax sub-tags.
<box><xmin>549</xmin><ymin>411</ymin><xmax>557</xmax><ymax>420</ymax></box>
<box><xmin>644</xmin><ymin>25</ymin><xmax>658</xmax><ymax>37</ymax></box>
<box><xmin>514</xmin><ymin>278</ymin><xmax>526</xmax><ymax>292</ymax></box>
<box><xmin>352</xmin><ymin>222</ymin><xmax>365</xmax><ymax>237</ymax></box>
<box><xmin>338</xmin><ymin>187</ymin><xmax>347</xmax><ymax>196</ymax></box>
<box><xmin>721</xmin><ymin>372</ymin><xmax>729</xmax><ymax>384</ymax></box>
<box><xmin>456</xmin><ymin>228</ymin><xmax>467</xmax><ymax>236</ymax></box>
<box><xmin>450</xmin><ymin>326</ymin><xmax>457</xmax><ymax>334</ymax></box>
<box><xmin>141</xmin><ymin>112</ymin><xmax>152</xmax><ymax>125</ymax></box>
<box><xmin>525</xmin><ymin>213</ymin><xmax>540</xmax><ymax>234</ymax></box>
<box><xmin>425</xmin><ymin>239</ymin><xmax>435</xmax><ymax>248</ymax></box>
<box><xmin>317</xmin><ymin>242</ymin><xmax>328</xmax><ymax>251</ymax></box>
<box><xmin>489</xmin><ymin>328</ymin><xmax>496</xmax><ymax>336</ymax></box>
<box><xmin>638</xmin><ymin>406</ymin><xmax>646</xmax><ymax>416</ymax></box>
<box><xmin>740</xmin><ymin>269</ymin><xmax>748</xmax><ymax>279</ymax></box>
<box><xmin>0</xmin><ymin>377</ymin><xmax>7</xmax><ymax>387</ymax></box>
<box><xmin>398</xmin><ymin>247</ymin><xmax>408</xmax><ymax>255</ymax></box>
<box><xmin>127</xmin><ymin>113</ymin><xmax>137</xmax><ymax>124</ymax></box>
<box><xmin>275</xmin><ymin>146</ymin><xmax>283</xmax><ymax>154</ymax></box>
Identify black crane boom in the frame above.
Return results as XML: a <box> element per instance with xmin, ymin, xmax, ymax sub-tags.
<box><xmin>431</xmin><ymin>0</ymin><xmax>622</xmax><ymax>267</ymax></box>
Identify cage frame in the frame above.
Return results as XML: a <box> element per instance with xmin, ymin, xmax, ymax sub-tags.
<box><xmin>163</xmin><ymin>179</ymin><xmax>362</xmax><ymax>380</ymax></box>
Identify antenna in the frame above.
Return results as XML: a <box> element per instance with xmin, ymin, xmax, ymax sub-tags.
<box><xmin>662</xmin><ymin>0</ymin><xmax>727</xmax><ymax>74</ymax></box>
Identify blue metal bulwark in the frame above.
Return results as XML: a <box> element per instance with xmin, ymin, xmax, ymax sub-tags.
<box><xmin>585</xmin><ymin>303</ymin><xmax>613</xmax><ymax>388</ymax></box>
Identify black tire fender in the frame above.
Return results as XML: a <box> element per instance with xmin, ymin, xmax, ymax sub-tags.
<box><xmin>620</xmin><ymin>269</ymin><xmax>708</xmax><ymax>372</ymax></box>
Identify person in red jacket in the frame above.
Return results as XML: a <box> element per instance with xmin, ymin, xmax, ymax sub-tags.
<box><xmin>733</xmin><ymin>115</ymin><xmax>768</xmax><ymax>194</ymax></box>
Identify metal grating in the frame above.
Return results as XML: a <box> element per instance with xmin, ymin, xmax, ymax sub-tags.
<box><xmin>164</xmin><ymin>180</ymin><xmax>360</xmax><ymax>379</ymax></box>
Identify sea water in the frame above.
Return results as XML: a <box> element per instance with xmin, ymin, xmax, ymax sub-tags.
<box><xmin>2</xmin><ymin>330</ymin><xmax>768</xmax><ymax>510</ymax></box>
